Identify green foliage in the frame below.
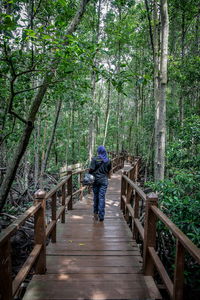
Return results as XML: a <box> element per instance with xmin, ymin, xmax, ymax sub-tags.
<box><xmin>167</xmin><ymin>116</ymin><xmax>200</xmax><ymax>169</ymax></box>
<box><xmin>146</xmin><ymin>172</ymin><xmax>200</xmax><ymax>288</ymax></box>
<box><xmin>147</xmin><ymin>171</ymin><xmax>200</xmax><ymax>245</ymax></box>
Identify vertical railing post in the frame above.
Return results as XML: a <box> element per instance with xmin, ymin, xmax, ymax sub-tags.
<box><xmin>34</xmin><ymin>189</ymin><xmax>46</xmax><ymax>274</ymax></box>
<box><xmin>61</xmin><ymin>183</ymin><xmax>66</xmax><ymax>223</ymax></box>
<box><xmin>143</xmin><ymin>193</ymin><xmax>158</xmax><ymax>276</ymax></box>
<box><xmin>120</xmin><ymin>172</ymin><xmax>126</xmax><ymax>213</ymax></box>
<box><xmin>132</xmin><ymin>192</ymin><xmax>140</xmax><ymax>238</ymax></box>
<box><xmin>0</xmin><ymin>239</ymin><xmax>12</xmax><ymax>300</ymax></box>
<box><xmin>79</xmin><ymin>172</ymin><xmax>83</xmax><ymax>201</ymax></box>
<box><xmin>51</xmin><ymin>192</ymin><xmax>57</xmax><ymax>243</ymax></box>
<box><xmin>67</xmin><ymin>169</ymin><xmax>73</xmax><ymax>210</ymax></box>
<box><xmin>173</xmin><ymin>239</ymin><xmax>185</xmax><ymax>300</ymax></box>
<box><xmin>124</xmin><ymin>171</ymin><xmax>131</xmax><ymax>222</ymax></box>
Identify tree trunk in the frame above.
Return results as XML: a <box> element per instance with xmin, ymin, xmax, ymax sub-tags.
<box><xmin>103</xmin><ymin>80</ymin><xmax>111</xmax><ymax>146</ymax></box>
<box><xmin>34</xmin><ymin>119</ymin><xmax>40</xmax><ymax>189</ymax></box>
<box><xmin>154</xmin><ymin>0</ymin><xmax>169</xmax><ymax>181</ymax></box>
<box><xmin>88</xmin><ymin>0</ymin><xmax>102</xmax><ymax>160</ymax></box>
<box><xmin>0</xmin><ymin>0</ymin><xmax>91</xmax><ymax>212</ymax></box>
<box><xmin>41</xmin><ymin>98</ymin><xmax>62</xmax><ymax>175</ymax></box>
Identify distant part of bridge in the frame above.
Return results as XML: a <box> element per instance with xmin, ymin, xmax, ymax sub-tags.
<box><xmin>0</xmin><ymin>155</ymin><xmax>199</xmax><ymax>300</ymax></box>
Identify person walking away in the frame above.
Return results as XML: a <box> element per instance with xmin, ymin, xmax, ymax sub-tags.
<box><xmin>89</xmin><ymin>146</ymin><xmax>111</xmax><ymax>221</ymax></box>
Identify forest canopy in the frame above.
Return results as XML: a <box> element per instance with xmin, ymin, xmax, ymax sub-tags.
<box><xmin>0</xmin><ymin>0</ymin><xmax>199</xmax><ymax>222</ymax></box>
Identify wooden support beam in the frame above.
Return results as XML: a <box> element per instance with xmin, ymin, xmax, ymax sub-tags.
<box><xmin>34</xmin><ymin>189</ymin><xmax>46</xmax><ymax>274</ymax></box>
<box><xmin>61</xmin><ymin>183</ymin><xmax>66</xmax><ymax>223</ymax></box>
<box><xmin>173</xmin><ymin>239</ymin><xmax>185</xmax><ymax>300</ymax></box>
<box><xmin>51</xmin><ymin>192</ymin><xmax>57</xmax><ymax>243</ymax></box>
<box><xmin>143</xmin><ymin>193</ymin><xmax>158</xmax><ymax>276</ymax></box>
<box><xmin>67</xmin><ymin>170</ymin><xmax>73</xmax><ymax>210</ymax></box>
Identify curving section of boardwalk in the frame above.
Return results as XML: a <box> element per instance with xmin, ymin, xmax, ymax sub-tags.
<box><xmin>23</xmin><ymin>170</ymin><xmax>161</xmax><ymax>300</ymax></box>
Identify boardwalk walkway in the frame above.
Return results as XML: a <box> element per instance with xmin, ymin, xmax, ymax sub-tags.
<box><xmin>23</xmin><ymin>169</ymin><xmax>161</xmax><ymax>300</ymax></box>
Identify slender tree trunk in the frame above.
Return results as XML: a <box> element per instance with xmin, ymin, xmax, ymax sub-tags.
<box><xmin>103</xmin><ymin>80</ymin><xmax>111</xmax><ymax>146</ymax></box>
<box><xmin>179</xmin><ymin>11</ymin><xmax>186</xmax><ymax>125</ymax></box>
<box><xmin>34</xmin><ymin>119</ymin><xmax>40</xmax><ymax>189</ymax></box>
<box><xmin>89</xmin><ymin>71</ymin><xmax>96</xmax><ymax>161</ymax></box>
<box><xmin>88</xmin><ymin>0</ymin><xmax>102</xmax><ymax>160</ymax></box>
<box><xmin>154</xmin><ymin>0</ymin><xmax>169</xmax><ymax>181</ymax></box>
<box><xmin>153</xmin><ymin>0</ymin><xmax>160</xmax><ymax>180</ymax></box>
<box><xmin>41</xmin><ymin>98</ymin><xmax>62</xmax><ymax>176</ymax></box>
<box><xmin>71</xmin><ymin>97</ymin><xmax>76</xmax><ymax>163</ymax></box>
<box><xmin>0</xmin><ymin>0</ymin><xmax>91</xmax><ymax>212</ymax></box>
<box><xmin>24</xmin><ymin>151</ymin><xmax>31</xmax><ymax>190</ymax></box>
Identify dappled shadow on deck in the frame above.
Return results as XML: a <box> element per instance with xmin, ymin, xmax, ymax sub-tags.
<box><xmin>23</xmin><ymin>167</ymin><xmax>161</xmax><ymax>300</ymax></box>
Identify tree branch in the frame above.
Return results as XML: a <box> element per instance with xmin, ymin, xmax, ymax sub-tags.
<box><xmin>14</xmin><ymin>84</ymin><xmax>45</xmax><ymax>95</ymax></box>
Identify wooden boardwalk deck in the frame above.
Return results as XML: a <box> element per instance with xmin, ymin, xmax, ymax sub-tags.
<box><xmin>23</xmin><ymin>170</ymin><xmax>161</xmax><ymax>300</ymax></box>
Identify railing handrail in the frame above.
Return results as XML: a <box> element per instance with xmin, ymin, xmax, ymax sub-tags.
<box><xmin>0</xmin><ymin>203</ymin><xmax>41</xmax><ymax>246</ymax></box>
<box><xmin>151</xmin><ymin>205</ymin><xmax>200</xmax><ymax>263</ymax></box>
<box><xmin>122</xmin><ymin>174</ymin><xmax>146</xmax><ymax>201</ymax></box>
<box><xmin>120</xmin><ymin>159</ymin><xmax>200</xmax><ymax>300</ymax></box>
<box><xmin>45</xmin><ymin>174</ymin><xmax>71</xmax><ymax>199</ymax></box>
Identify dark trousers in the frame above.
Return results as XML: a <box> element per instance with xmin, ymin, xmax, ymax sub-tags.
<box><xmin>93</xmin><ymin>183</ymin><xmax>108</xmax><ymax>220</ymax></box>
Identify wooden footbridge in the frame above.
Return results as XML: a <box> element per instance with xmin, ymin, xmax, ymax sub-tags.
<box><xmin>0</xmin><ymin>155</ymin><xmax>200</xmax><ymax>300</ymax></box>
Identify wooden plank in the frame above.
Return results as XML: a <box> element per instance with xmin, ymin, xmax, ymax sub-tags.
<box><xmin>148</xmin><ymin>246</ymin><xmax>173</xmax><ymax>298</ymax></box>
<box><xmin>13</xmin><ymin>244</ymin><xmax>42</xmax><ymax>296</ymax></box>
<box><xmin>46</xmin><ymin>250</ymin><xmax>141</xmax><ymax>256</ymax></box>
<box><xmin>48</xmin><ymin>241</ymin><xmax>139</xmax><ymax>254</ymax></box>
<box><xmin>151</xmin><ymin>205</ymin><xmax>200</xmax><ymax>263</ymax></box>
<box><xmin>31</xmin><ymin>273</ymin><xmax>150</xmax><ymax>281</ymax></box>
<box><xmin>46</xmin><ymin>255</ymin><xmax>142</xmax><ymax>268</ymax></box>
<box><xmin>23</xmin><ymin>277</ymin><xmax>150</xmax><ymax>300</ymax></box>
<box><xmin>0</xmin><ymin>203</ymin><xmax>41</xmax><ymax>245</ymax></box>
<box><xmin>46</xmin><ymin>241</ymin><xmax>137</xmax><ymax>251</ymax></box>
<box><xmin>47</xmin><ymin>266</ymin><xmax>142</xmax><ymax>274</ymax></box>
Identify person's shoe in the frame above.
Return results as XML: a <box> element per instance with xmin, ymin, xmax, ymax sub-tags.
<box><xmin>99</xmin><ymin>218</ymin><xmax>104</xmax><ymax>222</ymax></box>
<box><xmin>93</xmin><ymin>213</ymin><xmax>98</xmax><ymax>221</ymax></box>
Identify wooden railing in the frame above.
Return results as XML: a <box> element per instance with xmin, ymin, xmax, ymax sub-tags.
<box><xmin>0</xmin><ymin>154</ymin><xmax>124</xmax><ymax>300</ymax></box>
<box><xmin>121</xmin><ymin>161</ymin><xmax>200</xmax><ymax>300</ymax></box>
<box><xmin>0</xmin><ymin>171</ymin><xmax>73</xmax><ymax>300</ymax></box>
<box><xmin>111</xmin><ymin>155</ymin><xmax>124</xmax><ymax>173</ymax></box>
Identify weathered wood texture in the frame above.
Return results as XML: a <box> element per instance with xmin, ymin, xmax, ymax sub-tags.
<box><xmin>23</xmin><ymin>170</ymin><xmax>161</xmax><ymax>300</ymax></box>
